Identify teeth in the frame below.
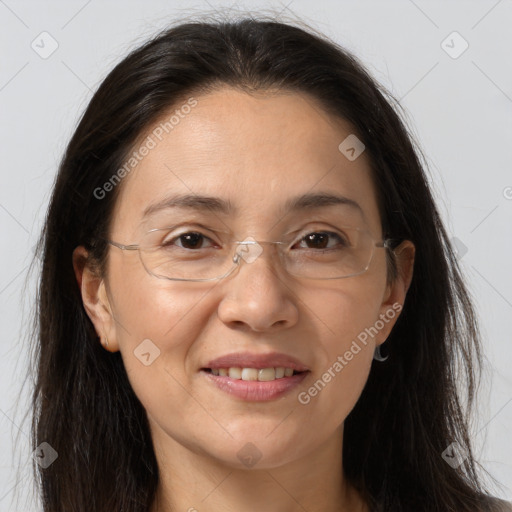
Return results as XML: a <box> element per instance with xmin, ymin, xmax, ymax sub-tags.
<box><xmin>257</xmin><ymin>368</ymin><xmax>275</xmax><ymax>381</ymax></box>
<box><xmin>228</xmin><ymin>367</ymin><xmax>242</xmax><ymax>379</ymax></box>
<box><xmin>241</xmin><ymin>368</ymin><xmax>258</xmax><ymax>381</ymax></box>
<box><xmin>209</xmin><ymin>367</ymin><xmax>300</xmax><ymax>381</ymax></box>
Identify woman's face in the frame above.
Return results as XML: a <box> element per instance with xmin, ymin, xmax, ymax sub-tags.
<box><xmin>78</xmin><ymin>86</ymin><xmax>413</xmax><ymax>469</ymax></box>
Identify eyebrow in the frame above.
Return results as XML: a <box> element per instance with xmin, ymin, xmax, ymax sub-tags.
<box><xmin>142</xmin><ymin>191</ymin><xmax>365</xmax><ymax>220</ymax></box>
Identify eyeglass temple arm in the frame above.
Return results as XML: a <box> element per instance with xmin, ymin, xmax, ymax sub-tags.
<box><xmin>380</xmin><ymin>239</ymin><xmax>395</xmax><ymax>250</ymax></box>
<box><xmin>104</xmin><ymin>239</ymin><xmax>140</xmax><ymax>251</ymax></box>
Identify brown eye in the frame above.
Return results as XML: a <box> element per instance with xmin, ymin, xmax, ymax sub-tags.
<box><xmin>295</xmin><ymin>231</ymin><xmax>348</xmax><ymax>250</ymax></box>
<box><xmin>164</xmin><ymin>232</ymin><xmax>214</xmax><ymax>250</ymax></box>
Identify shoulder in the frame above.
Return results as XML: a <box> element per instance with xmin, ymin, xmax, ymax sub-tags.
<box><xmin>499</xmin><ymin>500</ymin><xmax>512</xmax><ymax>512</ymax></box>
<box><xmin>486</xmin><ymin>497</ymin><xmax>512</xmax><ymax>512</ymax></box>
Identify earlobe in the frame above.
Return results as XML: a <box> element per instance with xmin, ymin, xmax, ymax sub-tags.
<box><xmin>72</xmin><ymin>246</ymin><xmax>115</xmax><ymax>350</ymax></box>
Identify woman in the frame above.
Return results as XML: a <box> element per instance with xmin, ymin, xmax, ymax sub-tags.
<box><xmin>29</xmin><ymin>15</ymin><xmax>511</xmax><ymax>512</ymax></box>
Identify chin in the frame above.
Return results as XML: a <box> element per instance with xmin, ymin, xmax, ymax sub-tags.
<box><xmin>208</xmin><ymin>435</ymin><xmax>304</xmax><ymax>470</ymax></box>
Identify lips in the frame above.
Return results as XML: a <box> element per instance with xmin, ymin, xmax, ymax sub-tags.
<box><xmin>202</xmin><ymin>351</ymin><xmax>310</xmax><ymax>372</ymax></box>
<box><xmin>200</xmin><ymin>351</ymin><xmax>310</xmax><ymax>401</ymax></box>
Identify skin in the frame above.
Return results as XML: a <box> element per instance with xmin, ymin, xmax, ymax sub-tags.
<box><xmin>73</xmin><ymin>87</ymin><xmax>415</xmax><ymax>512</ymax></box>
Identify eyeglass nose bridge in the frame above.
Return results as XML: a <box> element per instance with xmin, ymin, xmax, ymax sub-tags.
<box><xmin>232</xmin><ymin>239</ymin><xmax>287</xmax><ymax>266</ymax></box>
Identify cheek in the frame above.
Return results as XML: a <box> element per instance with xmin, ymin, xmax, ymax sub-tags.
<box><xmin>109</xmin><ymin>252</ymin><xmax>209</xmax><ymax>343</ymax></box>
<box><xmin>108</xmin><ymin>260</ymin><xmax>211</xmax><ymax>398</ymax></box>
<box><xmin>113</xmin><ymin>283</ymin><xmax>215</xmax><ymax>442</ymax></box>
<box><xmin>309</xmin><ymin>276</ymin><xmax>385</xmax><ymax>350</ymax></box>
<box><xmin>295</xmin><ymin>281</ymin><xmax>383</xmax><ymax>417</ymax></box>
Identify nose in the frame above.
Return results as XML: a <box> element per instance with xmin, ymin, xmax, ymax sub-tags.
<box><xmin>216</xmin><ymin>242</ymin><xmax>299</xmax><ymax>332</ymax></box>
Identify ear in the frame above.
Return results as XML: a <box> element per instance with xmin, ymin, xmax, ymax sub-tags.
<box><xmin>72</xmin><ymin>246</ymin><xmax>118</xmax><ymax>352</ymax></box>
<box><xmin>374</xmin><ymin>240</ymin><xmax>415</xmax><ymax>345</ymax></box>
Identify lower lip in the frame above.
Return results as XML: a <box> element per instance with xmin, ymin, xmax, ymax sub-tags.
<box><xmin>201</xmin><ymin>370</ymin><xmax>309</xmax><ymax>401</ymax></box>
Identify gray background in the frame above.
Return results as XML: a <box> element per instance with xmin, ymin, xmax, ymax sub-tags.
<box><xmin>1</xmin><ymin>0</ymin><xmax>511</xmax><ymax>510</ymax></box>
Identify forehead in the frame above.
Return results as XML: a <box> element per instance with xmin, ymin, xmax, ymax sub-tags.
<box><xmin>111</xmin><ymin>87</ymin><xmax>381</xmax><ymax>236</ymax></box>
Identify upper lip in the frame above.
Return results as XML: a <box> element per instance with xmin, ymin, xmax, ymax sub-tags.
<box><xmin>203</xmin><ymin>352</ymin><xmax>310</xmax><ymax>372</ymax></box>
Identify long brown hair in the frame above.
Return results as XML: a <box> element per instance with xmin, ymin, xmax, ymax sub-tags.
<box><xmin>24</xmin><ymin>13</ymin><xmax>505</xmax><ymax>511</ymax></box>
